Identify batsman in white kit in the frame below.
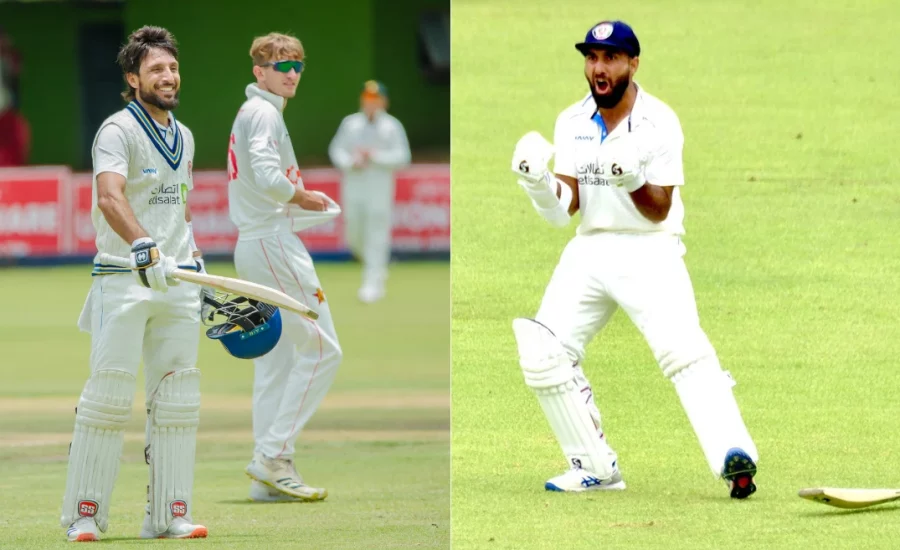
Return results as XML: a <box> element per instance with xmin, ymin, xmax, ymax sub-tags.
<box><xmin>511</xmin><ymin>20</ymin><xmax>759</xmax><ymax>498</ymax></box>
<box><xmin>328</xmin><ymin>80</ymin><xmax>411</xmax><ymax>303</ymax></box>
<box><xmin>63</xmin><ymin>26</ymin><xmax>208</xmax><ymax>541</ymax></box>
<box><xmin>227</xmin><ymin>32</ymin><xmax>343</xmax><ymax>502</ymax></box>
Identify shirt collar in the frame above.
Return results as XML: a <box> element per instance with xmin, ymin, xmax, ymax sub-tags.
<box><xmin>246</xmin><ymin>83</ymin><xmax>286</xmax><ymax>112</ymax></box>
<box><xmin>152</xmin><ymin>112</ymin><xmax>175</xmax><ymax>134</ymax></box>
<box><xmin>585</xmin><ymin>81</ymin><xmax>650</xmax><ymax>135</ymax></box>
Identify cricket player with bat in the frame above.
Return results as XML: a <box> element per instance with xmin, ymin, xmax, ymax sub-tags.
<box><xmin>64</xmin><ymin>26</ymin><xmax>208</xmax><ymax>541</ymax></box>
<box><xmin>510</xmin><ymin>21</ymin><xmax>759</xmax><ymax>498</ymax></box>
<box><xmin>227</xmin><ymin>32</ymin><xmax>343</xmax><ymax>502</ymax></box>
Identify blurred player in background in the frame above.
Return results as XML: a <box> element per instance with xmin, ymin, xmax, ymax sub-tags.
<box><xmin>64</xmin><ymin>25</ymin><xmax>208</xmax><ymax>542</ymax></box>
<box><xmin>0</xmin><ymin>27</ymin><xmax>29</xmax><ymax>167</ymax></box>
<box><xmin>328</xmin><ymin>80</ymin><xmax>411</xmax><ymax>303</ymax></box>
<box><xmin>227</xmin><ymin>31</ymin><xmax>343</xmax><ymax>503</ymax></box>
<box><xmin>510</xmin><ymin>21</ymin><xmax>759</xmax><ymax>498</ymax></box>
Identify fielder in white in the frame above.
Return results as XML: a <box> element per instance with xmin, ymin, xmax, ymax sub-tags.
<box><xmin>227</xmin><ymin>32</ymin><xmax>343</xmax><ymax>502</ymax></box>
<box><xmin>511</xmin><ymin>20</ymin><xmax>760</xmax><ymax>498</ymax></box>
<box><xmin>328</xmin><ymin>80</ymin><xmax>411</xmax><ymax>303</ymax></box>
<box><xmin>64</xmin><ymin>26</ymin><xmax>208</xmax><ymax>542</ymax></box>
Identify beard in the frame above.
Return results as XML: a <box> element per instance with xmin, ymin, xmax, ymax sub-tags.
<box><xmin>139</xmin><ymin>83</ymin><xmax>179</xmax><ymax>111</ymax></box>
<box><xmin>588</xmin><ymin>75</ymin><xmax>631</xmax><ymax>110</ymax></box>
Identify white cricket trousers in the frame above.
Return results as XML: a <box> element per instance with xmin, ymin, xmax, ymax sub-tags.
<box><xmin>82</xmin><ymin>274</ymin><xmax>201</xmax><ymax>406</ymax></box>
<box><xmin>341</xmin><ymin>178</ymin><xmax>394</xmax><ymax>290</ymax></box>
<box><xmin>234</xmin><ymin>231</ymin><xmax>343</xmax><ymax>459</ymax></box>
<box><xmin>533</xmin><ymin>232</ymin><xmax>758</xmax><ymax>476</ymax></box>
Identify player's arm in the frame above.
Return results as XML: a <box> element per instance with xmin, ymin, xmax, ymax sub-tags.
<box><xmin>96</xmin><ymin>172</ymin><xmax>149</xmax><ymax>243</ymax></box>
<box><xmin>327</xmin><ymin>117</ymin><xmax>356</xmax><ymax>170</ymax></box>
<box><xmin>629</xmin><ymin>185</ymin><xmax>673</xmax><ymax>222</ymax></box>
<box><xmin>625</xmin><ymin>129</ymin><xmax>684</xmax><ymax>223</ymax></box>
<box><xmin>94</xmin><ymin>125</ymin><xmax>149</xmax><ymax>243</ymax></box>
<box><xmin>369</xmin><ymin>120</ymin><xmax>411</xmax><ymax>169</ymax></box>
<box><xmin>556</xmin><ymin>174</ymin><xmax>580</xmax><ymax>215</ymax></box>
<box><xmin>246</xmin><ymin>109</ymin><xmax>324</xmax><ymax>210</ymax></box>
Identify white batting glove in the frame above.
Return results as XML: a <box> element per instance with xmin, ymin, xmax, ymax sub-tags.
<box><xmin>130</xmin><ymin>238</ymin><xmax>176</xmax><ymax>293</ymax></box>
<box><xmin>511</xmin><ymin>131</ymin><xmax>555</xmax><ymax>185</ymax></box>
<box><xmin>606</xmin><ymin>146</ymin><xmax>648</xmax><ymax>193</ymax></box>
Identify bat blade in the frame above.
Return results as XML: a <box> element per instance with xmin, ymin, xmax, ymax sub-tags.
<box><xmin>798</xmin><ymin>487</ymin><xmax>900</xmax><ymax>509</ymax></box>
<box><xmin>95</xmin><ymin>253</ymin><xmax>319</xmax><ymax>320</ymax></box>
<box><xmin>172</xmin><ymin>269</ymin><xmax>319</xmax><ymax>320</ymax></box>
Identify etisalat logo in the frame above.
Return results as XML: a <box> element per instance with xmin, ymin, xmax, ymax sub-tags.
<box><xmin>149</xmin><ymin>183</ymin><xmax>189</xmax><ymax>205</ymax></box>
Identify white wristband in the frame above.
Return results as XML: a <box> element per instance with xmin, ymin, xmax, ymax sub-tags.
<box><xmin>519</xmin><ymin>174</ymin><xmax>573</xmax><ymax>228</ymax></box>
<box><xmin>187</xmin><ymin>222</ymin><xmax>198</xmax><ymax>253</ymax></box>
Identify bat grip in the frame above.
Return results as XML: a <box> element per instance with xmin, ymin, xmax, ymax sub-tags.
<box><xmin>97</xmin><ymin>253</ymin><xmax>132</xmax><ymax>269</ymax></box>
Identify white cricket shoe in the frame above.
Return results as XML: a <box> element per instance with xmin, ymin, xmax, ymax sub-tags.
<box><xmin>248</xmin><ymin>480</ymin><xmax>308</xmax><ymax>502</ymax></box>
<box><xmin>545</xmin><ymin>467</ymin><xmax>626</xmax><ymax>492</ymax></box>
<box><xmin>358</xmin><ymin>284</ymin><xmax>385</xmax><ymax>303</ymax></box>
<box><xmin>245</xmin><ymin>452</ymin><xmax>328</xmax><ymax>501</ymax></box>
<box><xmin>140</xmin><ymin>515</ymin><xmax>208</xmax><ymax>539</ymax></box>
<box><xmin>66</xmin><ymin>517</ymin><xmax>100</xmax><ymax>542</ymax></box>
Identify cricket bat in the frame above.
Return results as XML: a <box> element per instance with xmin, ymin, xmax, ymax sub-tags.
<box><xmin>798</xmin><ymin>487</ymin><xmax>900</xmax><ymax>509</ymax></box>
<box><xmin>97</xmin><ymin>253</ymin><xmax>319</xmax><ymax>321</ymax></box>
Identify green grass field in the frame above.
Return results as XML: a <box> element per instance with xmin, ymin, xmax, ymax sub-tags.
<box><xmin>451</xmin><ymin>1</ymin><xmax>900</xmax><ymax>549</ymax></box>
<box><xmin>0</xmin><ymin>261</ymin><xmax>449</xmax><ymax>549</ymax></box>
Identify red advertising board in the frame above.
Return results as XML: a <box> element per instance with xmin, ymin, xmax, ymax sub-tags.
<box><xmin>0</xmin><ymin>167</ymin><xmax>71</xmax><ymax>256</ymax></box>
<box><xmin>0</xmin><ymin>165</ymin><xmax>449</xmax><ymax>258</ymax></box>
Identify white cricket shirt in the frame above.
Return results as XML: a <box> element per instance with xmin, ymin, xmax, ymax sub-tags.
<box><xmin>328</xmin><ymin>109</ymin><xmax>411</xmax><ymax>193</ymax></box>
<box><xmin>91</xmin><ymin>101</ymin><xmax>195</xmax><ymax>271</ymax></box>
<box><xmin>227</xmin><ymin>84</ymin><xmax>302</xmax><ymax>239</ymax></box>
<box><xmin>553</xmin><ymin>83</ymin><xmax>686</xmax><ymax>236</ymax></box>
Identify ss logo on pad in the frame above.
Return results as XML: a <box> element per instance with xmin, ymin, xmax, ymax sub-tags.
<box><xmin>78</xmin><ymin>500</ymin><xmax>98</xmax><ymax>517</ymax></box>
<box><xmin>170</xmin><ymin>500</ymin><xmax>187</xmax><ymax>517</ymax></box>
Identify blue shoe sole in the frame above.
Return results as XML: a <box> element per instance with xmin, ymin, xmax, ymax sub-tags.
<box><xmin>545</xmin><ymin>482</ymin><xmax>564</xmax><ymax>492</ymax></box>
<box><xmin>723</xmin><ymin>448</ymin><xmax>757</xmax><ymax>499</ymax></box>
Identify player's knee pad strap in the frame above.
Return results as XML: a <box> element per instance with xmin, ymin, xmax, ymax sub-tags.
<box><xmin>147</xmin><ymin>368</ymin><xmax>201</xmax><ymax>534</ymax></box>
<box><xmin>61</xmin><ymin>369</ymin><xmax>135</xmax><ymax>532</ymax></box>
<box><xmin>512</xmin><ymin>318</ymin><xmax>615</xmax><ymax>478</ymax></box>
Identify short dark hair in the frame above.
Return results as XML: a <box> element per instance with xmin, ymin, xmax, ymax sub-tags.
<box><xmin>116</xmin><ymin>26</ymin><xmax>179</xmax><ymax>101</ymax></box>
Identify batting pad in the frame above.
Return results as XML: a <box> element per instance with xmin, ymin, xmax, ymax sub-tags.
<box><xmin>61</xmin><ymin>369</ymin><xmax>135</xmax><ymax>532</ymax></box>
<box><xmin>512</xmin><ymin>318</ymin><xmax>616</xmax><ymax>479</ymax></box>
<box><xmin>147</xmin><ymin>368</ymin><xmax>201</xmax><ymax>534</ymax></box>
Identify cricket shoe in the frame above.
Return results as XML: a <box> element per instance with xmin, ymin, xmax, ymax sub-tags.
<box><xmin>245</xmin><ymin>452</ymin><xmax>328</xmax><ymax>501</ymax></box>
<box><xmin>139</xmin><ymin>513</ymin><xmax>208</xmax><ymax>539</ymax></box>
<box><xmin>248</xmin><ymin>480</ymin><xmax>308</xmax><ymax>502</ymax></box>
<box><xmin>722</xmin><ymin>447</ymin><xmax>757</xmax><ymax>499</ymax></box>
<box><xmin>545</xmin><ymin>467</ymin><xmax>626</xmax><ymax>492</ymax></box>
<box><xmin>358</xmin><ymin>285</ymin><xmax>385</xmax><ymax>304</ymax></box>
<box><xmin>66</xmin><ymin>517</ymin><xmax>100</xmax><ymax>542</ymax></box>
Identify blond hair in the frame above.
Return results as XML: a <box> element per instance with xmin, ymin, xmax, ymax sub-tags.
<box><xmin>249</xmin><ymin>32</ymin><xmax>304</xmax><ymax>66</ymax></box>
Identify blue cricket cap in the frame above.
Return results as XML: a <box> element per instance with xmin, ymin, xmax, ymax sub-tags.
<box><xmin>575</xmin><ymin>20</ymin><xmax>641</xmax><ymax>58</ymax></box>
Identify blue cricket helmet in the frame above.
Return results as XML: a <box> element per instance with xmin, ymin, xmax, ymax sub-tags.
<box><xmin>203</xmin><ymin>294</ymin><xmax>282</xmax><ymax>359</ymax></box>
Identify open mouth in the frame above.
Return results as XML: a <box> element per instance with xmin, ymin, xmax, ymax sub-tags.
<box><xmin>595</xmin><ymin>80</ymin><xmax>610</xmax><ymax>93</ymax></box>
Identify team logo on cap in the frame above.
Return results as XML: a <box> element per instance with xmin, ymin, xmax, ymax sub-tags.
<box><xmin>592</xmin><ymin>23</ymin><xmax>614</xmax><ymax>40</ymax></box>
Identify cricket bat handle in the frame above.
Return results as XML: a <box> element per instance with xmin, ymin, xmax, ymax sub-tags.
<box><xmin>97</xmin><ymin>253</ymin><xmax>133</xmax><ymax>268</ymax></box>
<box><xmin>97</xmin><ymin>253</ymin><xmax>194</xmax><ymax>271</ymax></box>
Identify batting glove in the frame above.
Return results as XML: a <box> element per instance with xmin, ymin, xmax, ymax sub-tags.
<box><xmin>130</xmin><ymin>238</ymin><xmax>177</xmax><ymax>293</ymax></box>
<box><xmin>511</xmin><ymin>131</ymin><xmax>555</xmax><ymax>185</ymax></box>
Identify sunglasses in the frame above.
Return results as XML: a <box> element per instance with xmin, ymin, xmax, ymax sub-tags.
<box><xmin>263</xmin><ymin>60</ymin><xmax>304</xmax><ymax>74</ymax></box>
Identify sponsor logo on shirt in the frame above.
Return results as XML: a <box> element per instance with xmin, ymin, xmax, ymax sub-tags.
<box><xmin>142</xmin><ymin>168</ymin><xmax>158</xmax><ymax>175</ymax></box>
<box><xmin>576</xmin><ymin>162</ymin><xmax>610</xmax><ymax>186</ymax></box>
<box><xmin>149</xmin><ymin>182</ymin><xmax>189</xmax><ymax>205</ymax></box>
